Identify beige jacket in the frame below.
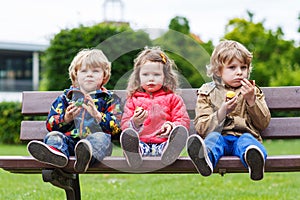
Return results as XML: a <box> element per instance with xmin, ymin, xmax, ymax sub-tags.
<box><xmin>194</xmin><ymin>80</ymin><xmax>270</xmax><ymax>142</ymax></box>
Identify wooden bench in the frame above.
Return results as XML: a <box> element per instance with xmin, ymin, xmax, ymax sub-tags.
<box><xmin>1</xmin><ymin>86</ymin><xmax>300</xmax><ymax>200</ymax></box>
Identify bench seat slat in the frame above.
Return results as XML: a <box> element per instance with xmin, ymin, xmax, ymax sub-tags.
<box><xmin>1</xmin><ymin>156</ymin><xmax>300</xmax><ymax>174</ymax></box>
<box><xmin>20</xmin><ymin>117</ymin><xmax>300</xmax><ymax>141</ymax></box>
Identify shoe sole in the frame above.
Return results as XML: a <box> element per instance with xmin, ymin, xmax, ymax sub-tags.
<box><xmin>27</xmin><ymin>141</ymin><xmax>68</xmax><ymax>168</ymax></box>
<box><xmin>187</xmin><ymin>136</ymin><xmax>212</xmax><ymax>176</ymax></box>
<box><xmin>120</xmin><ymin>129</ymin><xmax>142</xmax><ymax>169</ymax></box>
<box><xmin>161</xmin><ymin>126</ymin><xmax>188</xmax><ymax>166</ymax></box>
<box><xmin>74</xmin><ymin>140</ymin><xmax>92</xmax><ymax>173</ymax></box>
<box><xmin>245</xmin><ymin>148</ymin><xmax>264</xmax><ymax>181</ymax></box>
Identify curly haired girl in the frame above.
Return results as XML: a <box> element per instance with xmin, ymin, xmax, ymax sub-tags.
<box><xmin>120</xmin><ymin>46</ymin><xmax>190</xmax><ymax>169</ymax></box>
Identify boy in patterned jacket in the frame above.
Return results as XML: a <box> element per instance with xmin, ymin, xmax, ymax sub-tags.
<box><xmin>27</xmin><ymin>48</ymin><xmax>121</xmax><ymax>173</ymax></box>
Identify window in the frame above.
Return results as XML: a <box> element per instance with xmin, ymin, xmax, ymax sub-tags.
<box><xmin>0</xmin><ymin>50</ymin><xmax>33</xmax><ymax>91</ymax></box>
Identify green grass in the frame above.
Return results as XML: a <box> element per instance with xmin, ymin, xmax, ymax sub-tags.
<box><xmin>1</xmin><ymin>139</ymin><xmax>300</xmax><ymax>200</ymax></box>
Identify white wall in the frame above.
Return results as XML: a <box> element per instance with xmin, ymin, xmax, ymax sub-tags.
<box><xmin>0</xmin><ymin>92</ymin><xmax>22</xmax><ymax>102</ymax></box>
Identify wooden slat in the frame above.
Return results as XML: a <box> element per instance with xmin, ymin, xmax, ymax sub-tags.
<box><xmin>179</xmin><ymin>86</ymin><xmax>300</xmax><ymax>111</ymax></box>
<box><xmin>21</xmin><ymin>87</ymin><xmax>300</xmax><ymax>116</ymax></box>
<box><xmin>21</xmin><ymin>90</ymin><xmax>128</xmax><ymax>115</ymax></box>
<box><xmin>262</xmin><ymin>86</ymin><xmax>300</xmax><ymax>110</ymax></box>
<box><xmin>262</xmin><ymin>117</ymin><xmax>300</xmax><ymax>138</ymax></box>
<box><xmin>1</xmin><ymin>155</ymin><xmax>300</xmax><ymax>174</ymax></box>
<box><xmin>20</xmin><ymin>117</ymin><xmax>300</xmax><ymax>141</ymax></box>
<box><xmin>22</xmin><ymin>91</ymin><xmax>60</xmax><ymax>115</ymax></box>
<box><xmin>177</xmin><ymin>89</ymin><xmax>197</xmax><ymax>111</ymax></box>
<box><xmin>20</xmin><ymin>121</ymin><xmax>47</xmax><ymax>141</ymax></box>
<box><xmin>20</xmin><ymin>121</ymin><xmax>196</xmax><ymax>141</ymax></box>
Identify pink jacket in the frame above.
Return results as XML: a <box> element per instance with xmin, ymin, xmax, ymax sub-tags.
<box><xmin>121</xmin><ymin>89</ymin><xmax>190</xmax><ymax>144</ymax></box>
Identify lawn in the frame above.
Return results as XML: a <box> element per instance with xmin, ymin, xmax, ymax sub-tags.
<box><xmin>1</xmin><ymin>139</ymin><xmax>300</xmax><ymax>200</ymax></box>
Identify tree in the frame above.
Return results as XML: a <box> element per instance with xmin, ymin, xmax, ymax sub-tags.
<box><xmin>155</xmin><ymin>16</ymin><xmax>212</xmax><ymax>88</ymax></box>
<box><xmin>40</xmin><ymin>23</ymin><xmax>152</xmax><ymax>91</ymax></box>
<box><xmin>223</xmin><ymin>12</ymin><xmax>299</xmax><ymax>86</ymax></box>
<box><xmin>168</xmin><ymin>16</ymin><xmax>190</xmax><ymax>34</ymax></box>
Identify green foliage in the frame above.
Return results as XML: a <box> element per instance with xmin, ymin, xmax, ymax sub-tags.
<box><xmin>168</xmin><ymin>16</ymin><xmax>190</xmax><ymax>34</ymax></box>
<box><xmin>223</xmin><ymin>14</ymin><xmax>300</xmax><ymax>86</ymax></box>
<box><xmin>0</xmin><ymin>102</ymin><xmax>22</xmax><ymax>144</ymax></box>
<box><xmin>41</xmin><ymin>16</ymin><xmax>216</xmax><ymax>90</ymax></box>
<box><xmin>154</xmin><ymin>30</ymin><xmax>211</xmax><ymax>88</ymax></box>
<box><xmin>0</xmin><ymin>103</ymin><xmax>46</xmax><ymax>144</ymax></box>
<box><xmin>40</xmin><ymin>13</ymin><xmax>300</xmax><ymax>90</ymax></box>
<box><xmin>40</xmin><ymin>23</ymin><xmax>152</xmax><ymax>91</ymax></box>
<box><xmin>269</xmin><ymin>64</ymin><xmax>300</xmax><ymax>86</ymax></box>
<box><xmin>96</xmin><ymin>29</ymin><xmax>153</xmax><ymax>89</ymax></box>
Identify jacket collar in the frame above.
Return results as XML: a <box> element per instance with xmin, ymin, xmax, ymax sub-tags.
<box><xmin>133</xmin><ymin>88</ymin><xmax>172</xmax><ymax>98</ymax></box>
<box><xmin>64</xmin><ymin>86</ymin><xmax>111</xmax><ymax>100</ymax></box>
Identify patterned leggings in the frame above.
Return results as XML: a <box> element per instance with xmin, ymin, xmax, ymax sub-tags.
<box><xmin>139</xmin><ymin>141</ymin><xmax>167</xmax><ymax>156</ymax></box>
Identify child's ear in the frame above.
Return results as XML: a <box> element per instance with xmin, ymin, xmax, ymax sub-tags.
<box><xmin>102</xmin><ymin>76</ymin><xmax>108</xmax><ymax>86</ymax></box>
<box><xmin>215</xmin><ymin>66</ymin><xmax>223</xmax><ymax>77</ymax></box>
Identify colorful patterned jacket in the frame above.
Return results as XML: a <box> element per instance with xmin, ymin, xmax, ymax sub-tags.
<box><xmin>46</xmin><ymin>86</ymin><xmax>122</xmax><ymax>139</ymax></box>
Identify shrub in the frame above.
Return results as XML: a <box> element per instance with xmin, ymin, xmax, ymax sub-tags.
<box><xmin>0</xmin><ymin>102</ymin><xmax>22</xmax><ymax>144</ymax></box>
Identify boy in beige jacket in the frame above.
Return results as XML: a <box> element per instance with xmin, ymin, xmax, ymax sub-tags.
<box><xmin>187</xmin><ymin>40</ymin><xmax>270</xmax><ymax>181</ymax></box>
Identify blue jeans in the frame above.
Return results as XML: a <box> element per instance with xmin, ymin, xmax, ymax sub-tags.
<box><xmin>204</xmin><ymin>132</ymin><xmax>267</xmax><ymax>168</ymax></box>
<box><xmin>44</xmin><ymin>131</ymin><xmax>112</xmax><ymax>162</ymax></box>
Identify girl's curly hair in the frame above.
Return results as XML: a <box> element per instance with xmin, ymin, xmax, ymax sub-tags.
<box><xmin>127</xmin><ymin>46</ymin><xmax>179</xmax><ymax>96</ymax></box>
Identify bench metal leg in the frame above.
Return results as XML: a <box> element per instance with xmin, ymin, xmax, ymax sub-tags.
<box><xmin>42</xmin><ymin>169</ymin><xmax>81</xmax><ymax>200</ymax></box>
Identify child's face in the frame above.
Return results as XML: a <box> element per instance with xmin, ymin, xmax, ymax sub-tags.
<box><xmin>139</xmin><ymin>61</ymin><xmax>164</xmax><ymax>94</ymax></box>
<box><xmin>217</xmin><ymin>58</ymin><xmax>249</xmax><ymax>88</ymax></box>
<box><xmin>77</xmin><ymin>65</ymin><xmax>104</xmax><ymax>94</ymax></box>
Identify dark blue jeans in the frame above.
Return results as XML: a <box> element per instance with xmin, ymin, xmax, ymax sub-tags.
<box><xmin>204</xmin><ymin>132</ymin><xmax>267</xmax><ymax>168</ymax></box>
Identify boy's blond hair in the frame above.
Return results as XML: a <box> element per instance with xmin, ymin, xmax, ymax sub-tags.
<box><xmin>68</xmin><ymin>48</ymin><xmax>111</xmax><ymax>87</ymax></box>
<box><xmin>207</xmin><ymin>40</ymin><xmax>253</xmax><ymax>79</ymax></box>
<box><xmin>126</xmin><ymin>46</ymin><xmax>179</xmax><ymax>96</ymax></box>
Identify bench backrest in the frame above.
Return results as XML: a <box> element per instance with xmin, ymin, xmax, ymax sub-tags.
<box><xmin>21</xmin><ymin>86</ymin><xmax>300</xmax><ymax>141</ymax></box>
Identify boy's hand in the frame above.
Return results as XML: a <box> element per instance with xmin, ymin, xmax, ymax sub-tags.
<box><xmin>82</xmin><ymin>95</ymin><xmax>102</xmax><ymax>123</ymax></box>
<box><xmin>241</xmin><ymin>78</ymin><xmax>256</xmax><ymax>106</ymax></box>
<box><xmin>217</xmin><ymin>95</ymin><xmax>238</xmax><ymax>122</ymax></box>
<box><xmin>65</xmin><ymin>102</ymin><xmax>81</xmax><ymax>123</ymax></box>
<box><xmin>225</xmin><ymin>95</ymin><xmax>238</xmax><ymax>113</ymax></box>
<box><xmin>132</xmin><ymin>107</ymin><xmax>148</xmax><ymax>128</ymax></box>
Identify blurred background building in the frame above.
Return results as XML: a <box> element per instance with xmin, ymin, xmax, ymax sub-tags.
<box><xmin>0</xmin><ymin>41</ymin><xmax>47</xmax><ymax>101</ymax></box>
<box><xmin>0</xmin><ymin>0</ymin><xmax>124</xmax><ymax>101</ymax></box>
